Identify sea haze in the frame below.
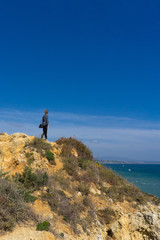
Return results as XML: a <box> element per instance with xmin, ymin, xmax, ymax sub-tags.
<box><xmin>104</xmin><ymin>164</ymin><xmax>160</xmax><ymax>198</ymax></box>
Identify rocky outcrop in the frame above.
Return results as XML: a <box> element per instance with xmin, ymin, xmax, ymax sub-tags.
<box><xmin>109</xmin><ymin>203</ymin><xmax>160</xmax><ymax>240</ymax></box>
<box><xmin>0</xmin><ymin>133</ymin><xmax>160</xmax><ymax>240</ymax></box>
<box><xmin>0</xmin><ymin>133</ymin><xmax>62</xmax><ymax>175</ymax></box>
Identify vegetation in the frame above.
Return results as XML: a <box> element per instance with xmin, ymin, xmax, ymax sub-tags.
<box><xmin>83</xmin><ymin>196</ymin><xmax>94</xmax><ymax>208</ymax></box>
<box><xmin>105</xmin><ymin>184</ymin><xmax>151</xmax><ymax>204</ymax></box>
<box><xmin>98</xmin><ymin>207</ymin><xmax>116</xmax><ymax>224</ymax></box>
<box><xmin>25</xmin><ymin>137</ymin><xmax>52</xmax><ymax>156</ymax></box>
<box><xmin>13</xmin><ymin>166</ymin><xmax>48</xmax><ymax>191</ymax></box>
<box><xmin>0</xmin><ymin>178</ymin><xmax>35</xmax><ymax>231</ymax></box>
<box><xmin>45</xmin><ymin>150</ymin><xmax>55</xmax><ymax>164</ymax></box>
<box><xmin>51</xmin><ymin>170</ymin><xmax>71</xmax><ymax>190</ymax></box>
<box><xmin>36</xmin><ymin>221</ymin><xmax>50</xmax><ymax>231</ymax></box>
<box><xmin>27</xmin><ymin>157</ymin><xmax>34</xmax><ymax>165</ymax></box>
<box><xmin>56</xmin><ymin>137</ymin><xmax>93</xmax><ymax>160</ymax></box>
<box><xmin>99</xmin><ymin>165</ymin><xmax>124</xmax><ymax>186</ymax></box>
<box><xmin>62</xmin><ymin>158</ymin><xmax>78</xmax><ymax>176</ymax></box>
<box><xmin>24</xmin><ymin>192</ymin><xmax>37</xmax><ymax>203</ymax></box>
<box><xmin>42</xmin><ymin>185</ymin><xmax>82</xmax><ymax>233</ymax></box>
<box><xmin>59</xmin><ymin>138</ymin><xmax>155</xmax><ymax>206</ymax></box>
<box><xmin>1</xmin><ymin>136</ymin><xmax>160</xmax><ymax>236</ymax></box>
<box><xmin>77</xmin><ymin>183</ymin><xmax>90</xmax><ymax>195</ymax></box>
<box><xmin>25</xmin><ymin>152</ymin><xmax>33</xmax><ymax>158</ymax></box>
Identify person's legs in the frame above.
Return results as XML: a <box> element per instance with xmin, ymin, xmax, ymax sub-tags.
<box><xmin>41</xmin><ymin>127</ymin><xmax>45</xmax><ymax>139</ymax></box>
<box><xmin>44</xmin><ymin>126</ymin><xmax>47</xmax><ymax>139</ymax></box>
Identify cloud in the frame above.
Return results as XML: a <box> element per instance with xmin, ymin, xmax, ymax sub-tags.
<box><xmin>0</xmin><ymin>108</ymin><xmax>160</xmax><ymax>162</ymax></box>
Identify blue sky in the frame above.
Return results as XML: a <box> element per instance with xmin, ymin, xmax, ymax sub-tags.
<box><xmin>1</xmin><ymin>0</ymin><xmax>160</xmax><ymax>161</ymax></box>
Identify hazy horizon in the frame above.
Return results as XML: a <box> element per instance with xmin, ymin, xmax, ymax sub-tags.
<box><xmin>1</xmin><ymin>108</ymin><xmax>160</xmax><ymax>162</ymax></box>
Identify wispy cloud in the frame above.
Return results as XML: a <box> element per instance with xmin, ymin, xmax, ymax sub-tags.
<box><xmin>0</xmin><ymin>108</ymin><xmax>160</xmax><ymax>162</ymax></box>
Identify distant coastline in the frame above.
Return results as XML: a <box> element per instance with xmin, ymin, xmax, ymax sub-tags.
<box><xmin>98</xmin><ymin>160</ymin><xmax>160</xmax><ymax>164</ymax></box>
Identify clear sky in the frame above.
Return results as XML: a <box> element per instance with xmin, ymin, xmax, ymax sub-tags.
<box><xmin>1</xmin><ymin>0</ymin><xmax>160</xmax><ymax>161</ymax></box>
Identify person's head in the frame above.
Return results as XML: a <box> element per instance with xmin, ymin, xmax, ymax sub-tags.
<box><xmin>45</xmin><ymin>109</ymin><xmax>48</xmax><ymax>114</ymax></box>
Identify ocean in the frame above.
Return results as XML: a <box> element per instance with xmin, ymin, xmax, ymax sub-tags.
<box><xmin>104</xmin><ymin>163</ymin><xmax>160</xmax><ymax>199</ymax></box>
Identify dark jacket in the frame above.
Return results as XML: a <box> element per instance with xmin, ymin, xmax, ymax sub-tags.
<box><xmin>42</xmin><ymin>114</ymin><xmax>49</xmax><ymax>126</ymax></box>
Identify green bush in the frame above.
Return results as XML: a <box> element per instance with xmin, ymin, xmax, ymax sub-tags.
<box><xmin>45</xmin><ymin>150</ymin><xmax>55</xmax><ymax>164</ymax></box>
<box><xmin>14</xmin><ymin>167</ymin><xmax>48</xmax><ymax>191</ymax></box>
<box><xmin>78</xmin><ymin>158</ymin><xmax>91</xmax><ymax>170</ymax></box>
<box><xmin>27</xmin><ymin>158</ymin><xmax>34</xmax><ymax>165</ymax></box>
<box><xmin>24</xmin><ymin>192</ymin><xmax>37</xmax><ymax>203</ymax></box>
<box><xmin>36</xmin><ymin>221</ymin><xmax>50</xmax><ymax>231</ymax></box>
<box><xmin>60</xmin><ymin>232</ymin><xmax>64</xmax><ymax>237</ymax></box>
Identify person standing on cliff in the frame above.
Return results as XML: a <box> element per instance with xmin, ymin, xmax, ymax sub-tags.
<box><xmin>41</xmin><ymin>109</ymin><xmax>49</xmax><ymax>140</ymax></box>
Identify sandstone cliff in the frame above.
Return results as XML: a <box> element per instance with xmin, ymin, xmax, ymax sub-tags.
<box><xmin>0</xmin><ymin>133</ymin><xmax>160</xmax><ymax>240</ymax></box>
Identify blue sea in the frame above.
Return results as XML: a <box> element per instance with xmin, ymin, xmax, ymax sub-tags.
<box><xmin>104</xmin><ymin>164</ymin><xmax>160</xmax><ymax>199</ymax></box>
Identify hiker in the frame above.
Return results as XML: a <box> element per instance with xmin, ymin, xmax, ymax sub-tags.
<box><xmin>41</xmin><ymin>109</ymin><xmax>49</xmax><ymax>140</ymax></box>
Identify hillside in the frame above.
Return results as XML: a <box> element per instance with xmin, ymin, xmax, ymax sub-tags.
<box><xmin>0</xmin><ymin>133</ymin><xmax>160</xmax><ymax>240</ymax></box>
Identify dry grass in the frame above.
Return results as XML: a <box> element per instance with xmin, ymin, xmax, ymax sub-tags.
<box><xmin>0</xmin><ymin>178</ymin><xmax>36</xmax><ymax>231</ymax></box>
<box><xmin>98</xmin><ymin>207</ymin><xmax>116</xmax><ymax>224</ymax></box>
<box><xmin>41</xmin><ymin>184</ymin><xmax>81</xmax><ymax>233</ymax></box>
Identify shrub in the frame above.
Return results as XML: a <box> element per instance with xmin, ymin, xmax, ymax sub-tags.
<box><xmin>36</xmin><ymin>221</ymin><xmax>50</xmax><ymax>231</ymax></box>
<box><xmin>63</xmin><ymin>158</ymin><xmax>78</xmax><ymax>176</ymax></box>
<box><xmin>74</xmin><ymin>162</ymin><xmax>100</xmax><ymax>185</ymax></box>
<box><xmin>78</xmin><ymin>158</ymin><xmax>91</xmax><ymax>170</ymax></box>
<box><xmin>86</xmin><ymin>163</ymin><xmax>100</xmax><ymax>184</ymax></box>
<box><xmin>98</xmin><ymin>207</ymin><xmax>116</xmax><ymax>224</ymax></box>
<box><xmin>56</xmin><ymin>137</ymin><xmax>93</xmax><ymax>160</ymax></box>
<box><xmin>147</xmin><ymin>194</ymin><xmax>160</xmax><ymax>206</ymax></box>
<box><xmin>120</xmin><ymin>184</ymin><xmax>149</xmax><ymax>204</ymax></box>
<box><xmin>105</xmin><ymin>183</ymin><xmax>150</xmax><ymax>204</ymax></box>
<box><xmin>45</xmin><ymin>150</ymin><xmax>55</xmax><ymax>164</ymax></box>
<box><xmin>0</xmin><ymin>178</ymin><xmax>34</xmax><ymax>231</ymax></box>
<box><xmin>83</xmin><ymin>196</ymin><xmax>94</xmax><ymax>209</ymax></box>
<box><xmin>25</xmin><ymin>137</ymin><xmax>52</xmax><ymax>156</ymax></box>
<box><xmin>0</xmin><ymin>170</ymin><xmax>9</xmax><ymax>178</ymax></box>
<box><xmin>14</xmin><ymin>167</ymin><xmax>48</xmax><ymax>191</ymax></box>
<box><xmin>77</xmin><ymin>183</ymin><xmax>90</xmax><ymax>195</ymax></box>
<box><xmin>24</xmin><ymin>192</ymin><xmax>37</xmax><ymax>203</ymax></box>
<box><xmin>80</xmin><ymin>215</ymin><xmax>94</xmax><ymax>232</ymax></box>
<box><xmin>27</xmin><ymin>157</ymin><xmax>34</xmax><ymax>165</ymax></box>
<box><xmin>25</xmin><ymin>152</ymin><xmax>33</xmax><ymax>158</ymax></box>
<box><xmin>99</xmin><ymin>165</ymin><xmax>124</xmax><ymax>186</ymax></box>
<box><xmin>42</xmin><ymin>184</ymin><xmax>81</xmax><ymax>233</ymax></box>
<box><xmin>60</xmin><ymin>232</ymin><xmax>64</xmax><ymax>237</ymax></box>
<box><xmin>52</xmin><ymin>170</ymin><xmax>71</xmax><ymax>190</ymax></box>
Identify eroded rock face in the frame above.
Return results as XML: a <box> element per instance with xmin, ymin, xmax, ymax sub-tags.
<box><xmin>109</xmin><ymin>203</ymin><xmax>160</xmax><ymax>240</ymax></box>
<box><xmin>0</xmin><ymin>133</ymin><xmax>160</xmax><ymax>240</ymax></box>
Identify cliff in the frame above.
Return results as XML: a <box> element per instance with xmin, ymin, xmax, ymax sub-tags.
<box><xmin>0</xmin><ymin>133</ymin><xmax>160</xmax><ymax>240</ymax></box>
